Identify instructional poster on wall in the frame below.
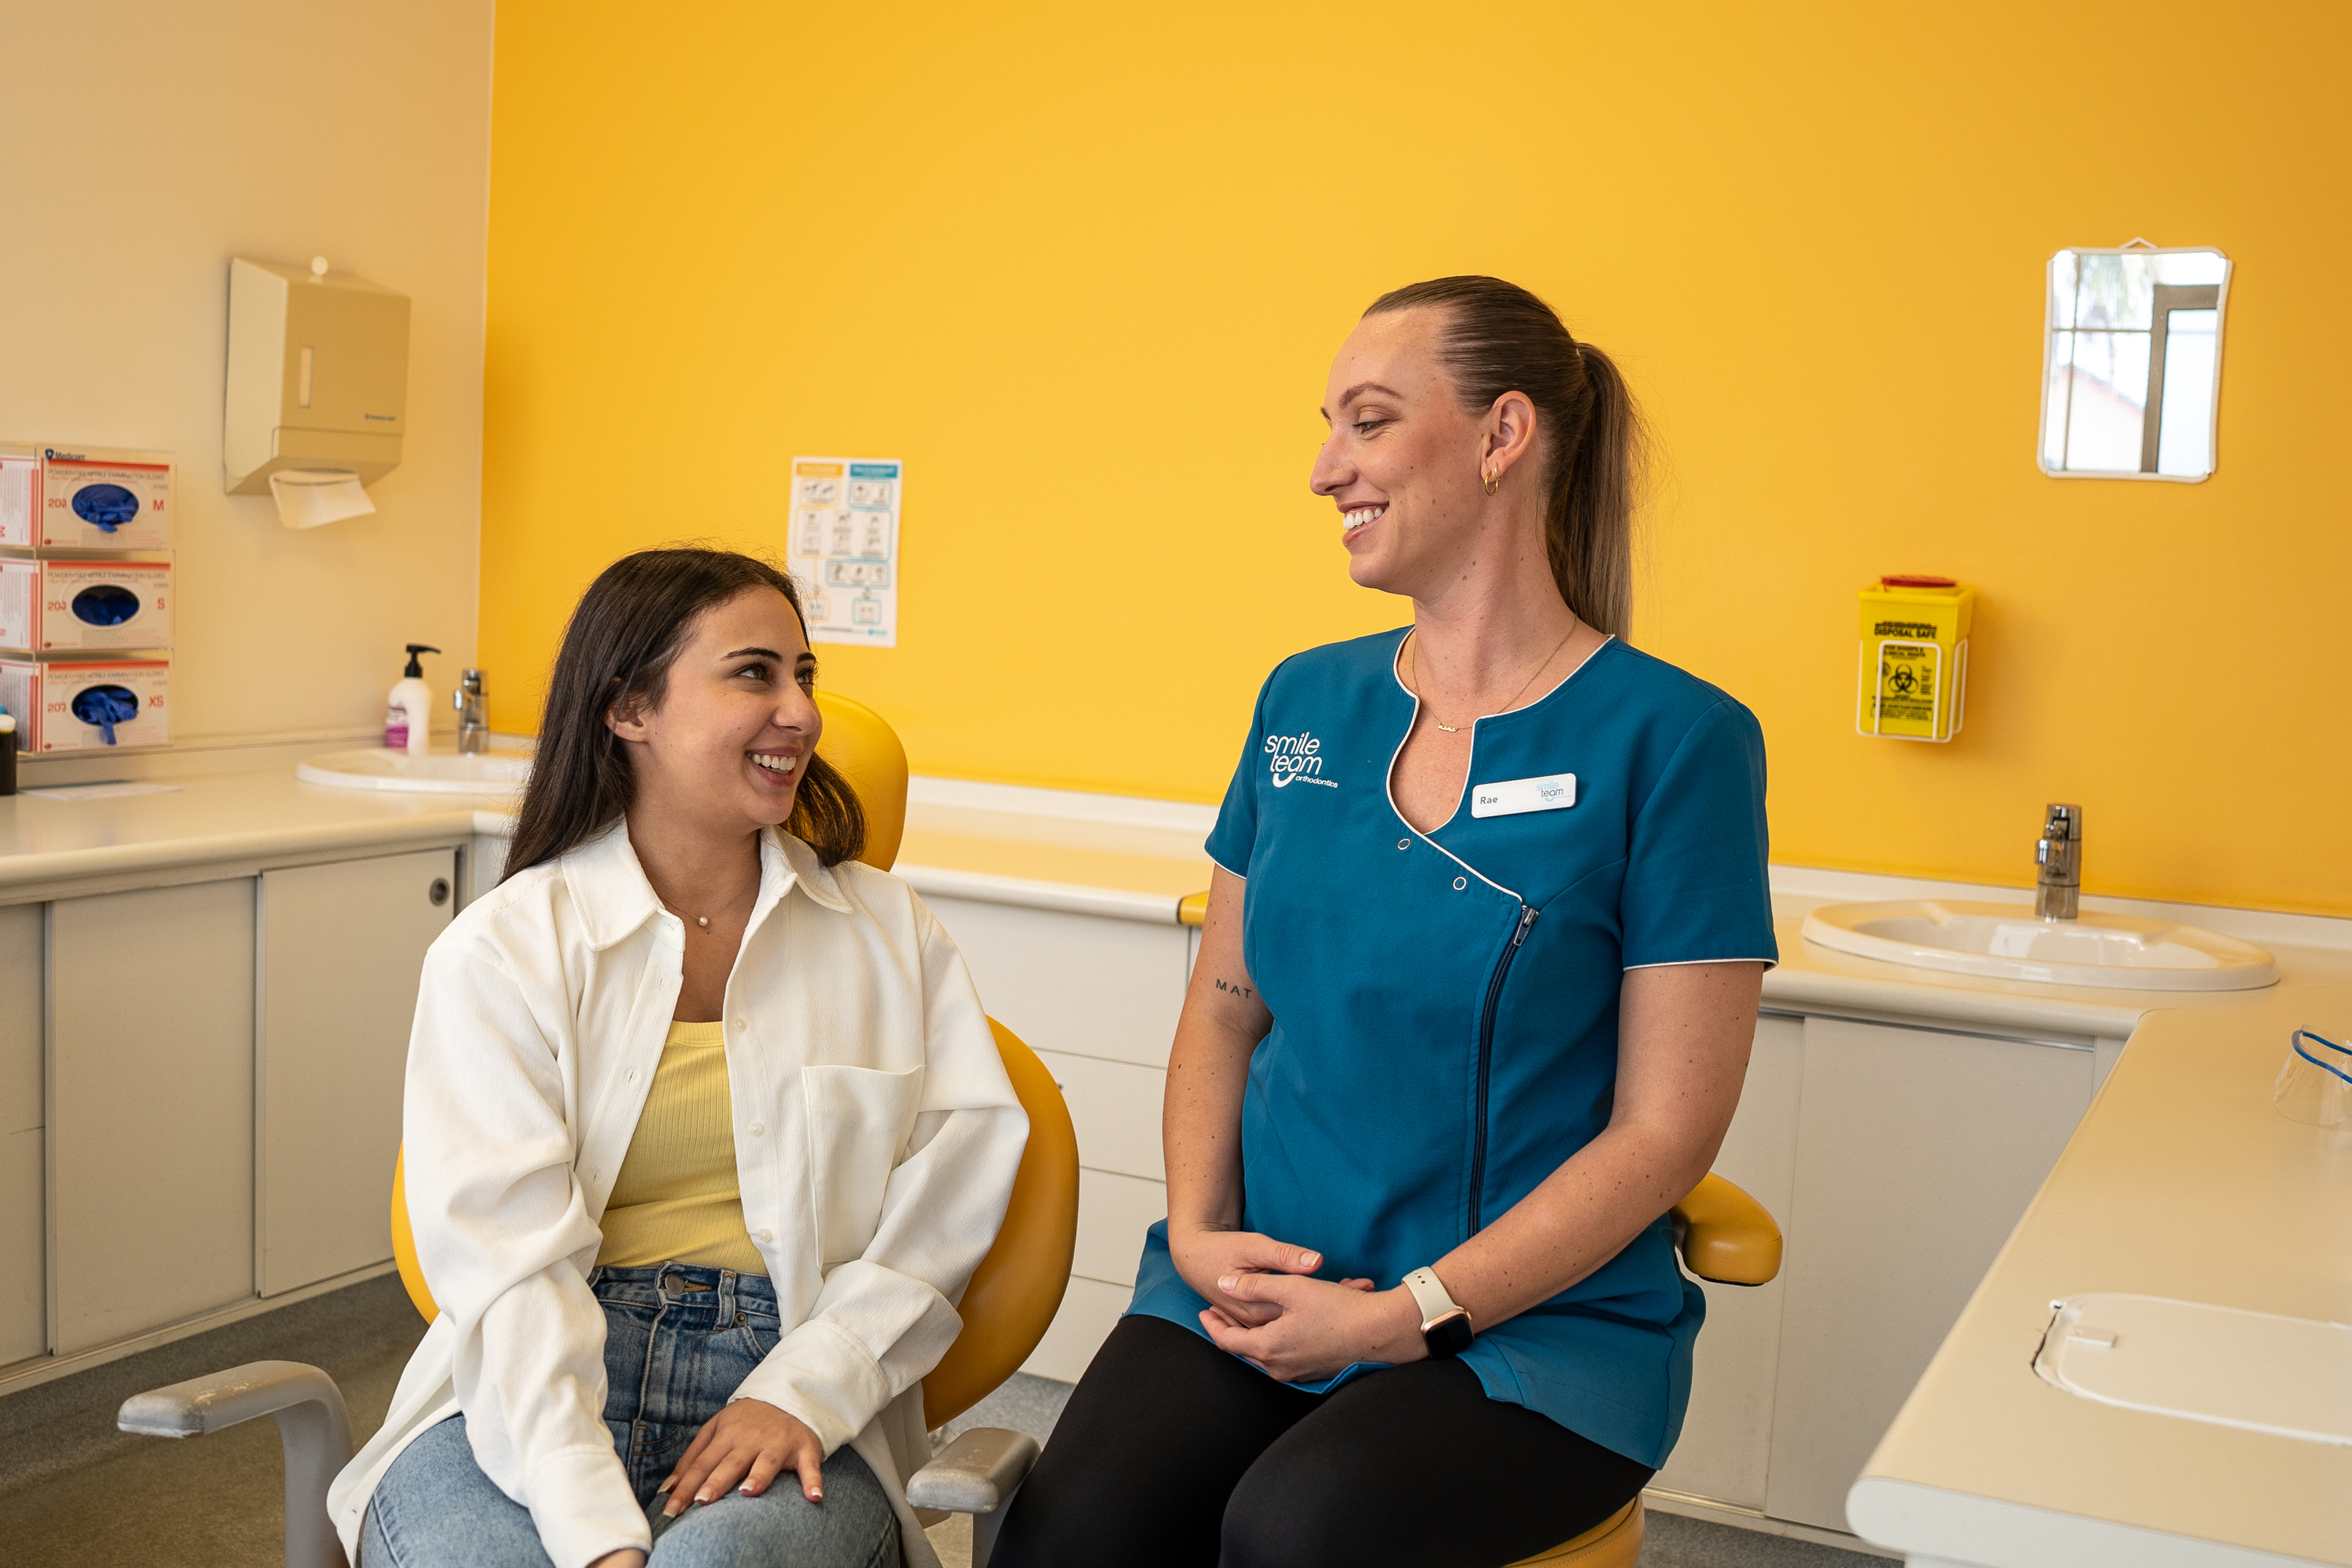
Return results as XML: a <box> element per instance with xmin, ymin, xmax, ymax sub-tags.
<box><xmin>786</xmin><ymin>457</ymin><xmax>902</xmax><ymax>648</ymax></box>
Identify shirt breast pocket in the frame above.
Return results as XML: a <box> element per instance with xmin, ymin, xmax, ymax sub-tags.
<box><xmin>801</xmin><ymin>1064</ymin><xmax>924</xmax><ymax>1268</ymax></box>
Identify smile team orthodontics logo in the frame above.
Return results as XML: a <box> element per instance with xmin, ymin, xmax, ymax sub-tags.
<box><xmin>1265</xmin><ymin>731</ymin><xmax>1338</xmax><ymax>789</ymax></box>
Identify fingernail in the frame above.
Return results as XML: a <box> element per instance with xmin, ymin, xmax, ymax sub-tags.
<box><xmin>811</xmin><ymin>1489</ymin><xmax>823</xmax><ymax>1502</ymax></box>
<box><xmin>1302</xmin><ymin>1252</ymin><xmax>1321</xmax><ymax>1269</ymax></box>
<box><xmin>664</xmin><ymin>1500</ymin><xmax>684</xmax><ymax>1518</ymax></box>
<box><xmin>1219</xmin><ymin>1276</ymin><xmax>1237</xmax><ymax>1291</ymax></box>
<box><xmin>656</xmin><ymin>1476</ymin><xmax>677</xmax><ymax>1494</ymax></box>
<box><xmin>698</xmin><ymin>1489</ymin><xmax>716</xmax><ymax>1504</ymax></box>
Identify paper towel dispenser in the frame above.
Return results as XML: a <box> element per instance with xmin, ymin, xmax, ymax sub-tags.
<box><xmin>223</xmin><ymin>256</ymin><xmax>409</xmax><ymax>525</ymax></box>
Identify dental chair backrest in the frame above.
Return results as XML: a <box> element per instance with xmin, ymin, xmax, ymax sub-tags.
<box><xmin>389</xmin><ymin>690</ymin><xmax>1080</xmax><ymax>1428</ymax></box>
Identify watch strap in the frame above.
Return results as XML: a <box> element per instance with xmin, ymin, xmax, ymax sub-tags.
<box><xmin>1403</xmin><ymin>1267</ymin><xmax>1463</xmax><ymax>1328</ymax></box>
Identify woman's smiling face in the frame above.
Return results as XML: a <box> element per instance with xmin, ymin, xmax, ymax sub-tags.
<box><xmin>609</xmin><ymin>586</ymin><xmax>822</xmax><ymax>837</ymax></box>
<box><xmin>1309</xmin><ymin>307</ymin><xmax>1492</xmax><ymax>597</ymax></box>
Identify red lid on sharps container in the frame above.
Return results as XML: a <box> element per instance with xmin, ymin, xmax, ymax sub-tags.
<box><xmin>1880</xmin><ymin>575</ymin><xmax>1958</xmax><ymax>589</ymax></box>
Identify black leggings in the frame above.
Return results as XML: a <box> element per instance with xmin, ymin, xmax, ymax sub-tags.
<box><xmin>992</xmin><ymin>1316</ymin><xmax>1653</xmax><ymax>1568</ymax></box>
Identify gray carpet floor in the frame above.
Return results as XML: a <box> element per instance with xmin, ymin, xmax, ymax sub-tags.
<box><xmin>0</xmin><ymin>1281</ymin><xmax>1883</xmax><ymax>1566</ymax></box>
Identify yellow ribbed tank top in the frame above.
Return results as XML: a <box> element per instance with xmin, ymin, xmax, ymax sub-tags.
<box><xmin>595</xmin><ymin>1019</ymin><xmax>765</xmax><ymax>1274</ymax></box>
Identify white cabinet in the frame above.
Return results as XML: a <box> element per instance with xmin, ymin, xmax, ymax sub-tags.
<box><xmin>922</xmin><ymin>895</ymin><xmax>1189</xmax><ymax>1069</ymax></box>
<box><xmin>0</xmin><ymin>902</ymin><xmax>42</xmax><ymax>1365</ymax></box>
<box><xmin>1655</xmin><ymin>1012</ymin><xmax>1805</xmax><ymax>1510</ymax></box>
<box><xmin>49</xmin><ymin>879</ymin><xmax>257</xmax><ymax>1356</ymax></box>
<box><xmin>258</xmin><ymin>848</ymin><xmax>456</xmax><ymax>1296</ymax></box>
<box><xmin>1761</xmin><ymin>1016</ymin><xmax>2094</xmax><ymax>1532</ymax></box>
<box><xmin>920</xmin><ymin>893</ymin><xmax>1190</xmax><ymax>1378</ymax></box>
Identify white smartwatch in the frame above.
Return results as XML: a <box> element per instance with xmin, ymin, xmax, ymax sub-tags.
<box><xmin>1403</xmin><ymin>1266</ymin><xmax>1474</xmax><ymax>1359</ymax></box>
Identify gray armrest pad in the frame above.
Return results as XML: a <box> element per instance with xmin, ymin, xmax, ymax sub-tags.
<box><xmin>118</xmin><ymin>1359</ymin><xmax>348</xmax><ymax>1439</ymax></box>
<box><xmin>906</xmin><ymin>1427</ymin><xmax>1041</xmax><ymax>1514</ymax></box>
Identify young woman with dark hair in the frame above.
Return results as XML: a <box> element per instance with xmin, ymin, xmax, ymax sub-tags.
<box><xmin>995</xmin><ymin>279</ymin><xmax>1776</xmax><ymax>1566</ymax></box>
<box><xmin>330</xmin><ymin>549</ymin><xmax>1028</xmax><ymax>1568</ymax></box>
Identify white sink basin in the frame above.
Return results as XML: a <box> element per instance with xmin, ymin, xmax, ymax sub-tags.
<box><xmin>297</xmin><ymin>747</ymin><xmax>532</xmax><ymax>795</ymax></box>
<box><xmin>1801</xmin><ymin>899</ymin><xmax>2276</xmax><ymax>991</ymax></box>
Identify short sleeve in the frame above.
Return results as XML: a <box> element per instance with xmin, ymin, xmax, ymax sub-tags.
<box><xmin>1203</xmin><ymin>673</ymin><xmax>1275</xmax><ymax>877</ymax></box>
<box><xmin>1620</xmin><ymin>698</ymin><xmax>1777</xmax><ymax>969</ymax></box>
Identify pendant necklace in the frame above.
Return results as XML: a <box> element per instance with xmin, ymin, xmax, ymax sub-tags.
<box><xmin>1414</xmin><ymin>622</ymin><xmax>1578</xmax><ymax>733</ymax></box>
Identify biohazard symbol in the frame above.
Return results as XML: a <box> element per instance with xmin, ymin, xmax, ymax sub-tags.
<box><xmin>1886</xmin><ymin>664</ymin><xmax>1918</xmax><ymax>696</ymax></box>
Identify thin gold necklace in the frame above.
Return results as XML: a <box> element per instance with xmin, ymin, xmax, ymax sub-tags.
<box><xmin>1410</xmin><ymin>623</ymin><xmax>1579</xmax><ymax>733</ymax></box>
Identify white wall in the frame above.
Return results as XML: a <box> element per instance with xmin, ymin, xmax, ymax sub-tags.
<box><xmin>0</xmin><ymin>0</ymin><xmax>493</xmax><ymax>749</ymax></box>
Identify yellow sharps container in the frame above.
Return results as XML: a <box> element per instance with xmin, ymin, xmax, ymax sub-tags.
<box><xmin>1857</xmin><ymin>575</ymin><xmax>1973</xmax><ymax>742</ymax></box>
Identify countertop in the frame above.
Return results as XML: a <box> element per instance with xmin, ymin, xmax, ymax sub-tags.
<box><xmin>5</xmin><ymin>759</ymin><xmax>2350</xmax><ymax>1027</ymax></box>
<box><xmin>1846</xmin><ymin>978</ymin><xmax>2352</xmax><ymax>1567</ymax></box>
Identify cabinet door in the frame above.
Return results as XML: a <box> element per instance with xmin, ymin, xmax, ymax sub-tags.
<box><xmin>1655</xmin><ymin>1012</ymin><xmax>1804</xmax><ymax>1511</ymax></box>
<box><xmin>1763</xmin><ymin>1018</ymin><xmax>2092</xmax><ymax>1531</ymax></box>
<box><xmin>50</xmin><ymin>879</ymin><xmax>256</xmax><ymax>1355</ymax></box>
<box><xmin>258</xmin><ymin>848</ymin><xmax>456</xmax><ymax>1296</ymax></box>
<box><xmin>0</xmin><ymin>902</ymin><xmax>42</xmax><ymax>1365</ymax></box>
<box><xmin>920</xmin><ymin>895</ymin><xmax>1189</xmax><ymax>1069</ymax></box>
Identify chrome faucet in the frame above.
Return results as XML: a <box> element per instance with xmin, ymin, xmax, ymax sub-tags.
<box><xmin>454</xmin><ymin>669</ymin><xmax>489</xmax><ymax>755</ymax></box>
<box><xmin>2035</xmin><ymin>803</ymin><xmax>2082</xmax><ymax>920</ymax></box>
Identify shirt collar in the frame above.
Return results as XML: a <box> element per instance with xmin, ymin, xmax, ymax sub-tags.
<box><xmin>560</xmin><ymin>819</ymin><xmax>851</xmax><ymax>950</ymax></box>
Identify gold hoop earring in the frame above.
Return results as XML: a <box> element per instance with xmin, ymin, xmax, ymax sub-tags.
<box><xmin>1483</xmin><ymin>474</ymin><xmax>1499</xmax><ymax>496</ymax></box>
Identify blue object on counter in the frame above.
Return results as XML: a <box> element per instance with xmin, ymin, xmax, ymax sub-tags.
<box><xmin>71</xmin><ymin>583</ymin><xmax>141</xmax><ymax>626</ymax></box>
<box><xmin>71</xmin><ymin>684</ymin><xmax>140</xmax><ymax>745</ymax></box>
<box><xmin>70</xmin><ymin>483</ymin><xmax>140</xmax><ymax>532</ymax></box>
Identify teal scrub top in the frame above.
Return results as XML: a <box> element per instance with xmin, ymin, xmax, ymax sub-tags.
<box><xmin>1126</xmin><ymin>629</ymin><xmax>1777</xmax><ymax>1468</ymax></box>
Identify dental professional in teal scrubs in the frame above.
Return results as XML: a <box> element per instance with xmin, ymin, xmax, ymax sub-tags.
<box><xmin>994</xmin><ymin>277</ymin><xmax>1777</xmax><ymax>1568</ymax></box>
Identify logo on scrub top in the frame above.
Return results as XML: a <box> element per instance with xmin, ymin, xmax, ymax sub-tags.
<box><xmin>1265</xmin><ymin>731</ymin><xmax>1338</xmax><ymax>789</ymax></box>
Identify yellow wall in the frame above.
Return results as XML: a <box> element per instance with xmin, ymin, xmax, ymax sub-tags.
<box><xmin>482</xmin><ymin>2</ymin><xmax>2351</xmax><ymax>915</ymax></box>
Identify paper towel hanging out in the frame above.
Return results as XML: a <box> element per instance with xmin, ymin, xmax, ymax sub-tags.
<box><xmin>223</xmin><ymin>256</ymin><xmax>408</xmax><ymax>528</ymax></box>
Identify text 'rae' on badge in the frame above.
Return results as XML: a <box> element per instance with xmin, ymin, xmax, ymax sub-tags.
<box><xmin>1469</xmin><ymin>773</ymin><xmax>1577</xmax><ymax>818</ymax></box>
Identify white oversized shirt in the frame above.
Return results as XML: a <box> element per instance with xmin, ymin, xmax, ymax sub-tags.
<box><xmin>328</xmin><ymin>821</ymin><xmax>1029</xmax><ymax>1568</ymax></box>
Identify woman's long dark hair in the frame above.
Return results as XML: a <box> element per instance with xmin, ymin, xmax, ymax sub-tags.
<box><xmin>1365</xmin><ymin>276</ymin><xmax>1643</xmax><ymax>638</ymax></box>
<box><xmin>501</xmin><ymin>548</ymin><xmax>866</xmax><ymax>881</ymax></box>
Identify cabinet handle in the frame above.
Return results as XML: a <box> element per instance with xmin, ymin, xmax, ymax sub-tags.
<box><xmin>428</xmin><ymin>878</ymin><xmax>452</xmax><ymax>906</ymax></box>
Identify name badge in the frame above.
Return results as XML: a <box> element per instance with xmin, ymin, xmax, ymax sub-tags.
<box><xmin>1470</xmin><ymin>772</ymin><xmax>1577</xmax><ymax>818</ymax></box>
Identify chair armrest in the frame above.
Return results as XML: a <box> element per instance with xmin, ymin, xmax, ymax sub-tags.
<box><xmin>118</xmin><ymin>1359</ymin><xmax>352</xmax><ymax>1444</ymax></box>
<box><xmin>906</xmin><ymin>1427</ymin><xmax>1040</xmax><ymax>1514</ymax></box>
<box><xmin>1670</xmin><ymin>1172</ymin><xmax>1784</xmax><ymax>1287</ymax></box>
<box><xmin>119</xmin><ymin>1361</ymin><xmax>354</xmax><ymax>1568</ymax></box>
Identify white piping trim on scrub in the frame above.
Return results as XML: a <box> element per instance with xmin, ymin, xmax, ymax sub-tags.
<box><xmin>1381</xmin><ymin>630</ymin><xmax>1618</xmax><ymax>905</ymax></box>
<box><xmin>1622</xmin><ymin>956</ymin><xmax>1780</xmax><ymax>971</ymax></box>
<box><xmin>1205</xmin><ymin>853</ymin><xmax>1245</xmax><ymax>880</ymax></box>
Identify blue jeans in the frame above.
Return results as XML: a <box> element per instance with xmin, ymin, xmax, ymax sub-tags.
<box><xmin>362</xmin><ymin>1264</ymin><xmax>899</xmax><ymax>1567</ymax></box>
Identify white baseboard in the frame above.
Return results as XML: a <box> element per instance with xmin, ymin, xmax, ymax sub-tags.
<box><xmin>0</xmin><ymin>1259</ymin><xmax>400</xmax><ymax>1400</ymax></box>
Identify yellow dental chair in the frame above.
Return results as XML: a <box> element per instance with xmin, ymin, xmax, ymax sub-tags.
<box><xmin>118</xmin><ymin>691</ymin><xmax>1781</xmax><ymax>1568</ymax></box>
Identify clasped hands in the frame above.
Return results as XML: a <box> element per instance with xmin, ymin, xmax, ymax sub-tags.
<box><xmin>1171</xmin><ymin>1225</ymin><xmax>1429</xmax><ymax>1382</ymax></box>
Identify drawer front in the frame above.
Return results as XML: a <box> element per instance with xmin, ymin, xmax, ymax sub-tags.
<box><xmin>1034</xmin><ymin>1048</ymin><xmax>1164</xmax><ymax>1181</ymax></box>
<box><xmin>923</xmin><ymin>895</ymin><xmax>1188</xmax><ymax>1069</ymax></box>
<box><xmin>1075</xmin><ymin>1168</ymin><xmax>1165</xmax><ymax>1287</ymax></box>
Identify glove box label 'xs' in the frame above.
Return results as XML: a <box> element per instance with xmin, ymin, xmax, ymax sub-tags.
<box><xmin>1470</xmin><ymin>773</ymin><xmax>1577</xmax><ymax>818</ymax></box>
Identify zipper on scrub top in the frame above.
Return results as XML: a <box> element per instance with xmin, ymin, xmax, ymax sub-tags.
<box><xmin>1467</xmin><ymin>902</ymin><xmax>1538</xmax><ymax>1235</ymax></box>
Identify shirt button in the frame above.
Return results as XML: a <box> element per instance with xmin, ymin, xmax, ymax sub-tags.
<box><xmin>757</xmin><ymin>1228</ymin><xmax>774</xmax><ymax>1243</ymax></box>
<box><xmin>732</xmin><ymin>1019</ymin><xmax>747</xmax><ymax>1032</ymax></box>
<box><xmin>1397</xmin><ymin>838</ymin><xmax>1410</xmax><ymax>851</ymax></box>
<box><xmin>749</xmin><ymin>1121</ymin><xmax>765</xmax><ymax>1136</ymax></box>
<box><xmin>626</xmin><ymin>1071</ymin><xmax>638</xmax><ymax>1083</ymax></box>
<box><xmin>1453</xmin><ymin>876</ymin><xmax>1468</xmax><ymax>891</ymax></box>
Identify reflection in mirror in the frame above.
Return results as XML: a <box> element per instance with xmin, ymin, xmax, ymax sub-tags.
<box><xmin>2040</xmin><ymin>243</ymin><xmax>2229</xmax><ymax>481</ymax></box>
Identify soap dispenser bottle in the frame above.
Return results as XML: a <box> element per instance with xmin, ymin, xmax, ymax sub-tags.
<box><xmin>387</xmin><ymin>644</ymin><xmax>439</xmax><ymax>755</ymax></box>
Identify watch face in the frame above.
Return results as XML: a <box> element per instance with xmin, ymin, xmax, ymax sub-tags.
<box><xmin>1424</xmin><ymin>1309</ymin><xmax>1475</xmax><ymax>1359</ymax></box>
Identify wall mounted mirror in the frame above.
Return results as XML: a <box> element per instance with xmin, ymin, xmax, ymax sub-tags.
<box><xmin>2040</xmin><ymin>241</ymin><xmax>2230</xmax><ymax>481</ymax></box>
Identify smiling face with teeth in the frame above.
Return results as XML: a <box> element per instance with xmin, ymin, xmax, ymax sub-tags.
<box><xmin>607</xmin><ymin>585</ymin><xmax>823</xmax><ymax>841</ymax></box>
<box><xmin>1311</xmin><ymin>307</ymin><xmax>1541</xmax><ymax>603</ymax></box>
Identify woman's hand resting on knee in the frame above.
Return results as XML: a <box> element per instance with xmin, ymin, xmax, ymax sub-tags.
<box><xmin>659</xmin><ymin>1397</ymin><xmax>829</xmax><ymax>1517</ymax></box>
